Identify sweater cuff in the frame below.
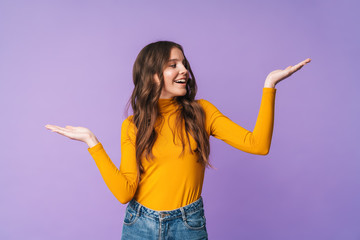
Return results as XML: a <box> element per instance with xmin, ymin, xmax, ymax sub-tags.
<box><xmin>263</xmin><ymin>87</ymin><xmax>276</xmax><ymax>93</ymax></box>
<box><xmin>88</xmin><ymin>142</ymin><xmax>103</xmax><ymax>154</ymax></box>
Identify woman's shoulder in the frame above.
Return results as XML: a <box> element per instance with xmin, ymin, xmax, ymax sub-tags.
<box><xmin>121</xmin><ymin>115</ymin><xmax>137</xmax><ymax>140</ymax></box>
<box><xmin>196</xmin><ymin>98</ymin><xmax>212</xmax><ymax>106</ymax></box>
<box><xmin>122</xmin><ymin>115</ymin><xmax>137</xmax><ymax>130</ymax></box>
<box><xmin>196</xmin><ymin>99</ymin><xmax>219</xmax><ymax>113</ymax></box>
<box><xmin>123</xmin><ymin>115</ymin><xmax>134</xmax><ymax>123</ymax></box>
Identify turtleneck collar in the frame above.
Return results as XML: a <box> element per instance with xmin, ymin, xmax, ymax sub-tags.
<box><xmin>158</xmin><ymin>98</ymin><xmax>178</xmax><ymax>114</ymax></box>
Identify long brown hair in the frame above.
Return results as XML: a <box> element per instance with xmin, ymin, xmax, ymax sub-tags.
<box><xmin>127</xmin><ymin>41</ymin><xmax>211</xmax><ymax>175</ymax></box>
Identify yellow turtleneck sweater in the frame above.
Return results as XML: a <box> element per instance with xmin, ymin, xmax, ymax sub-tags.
<box><xmin>88</xmin><ymin>88</ymin><xmax>276</xmax><ymax>211</ymax></box>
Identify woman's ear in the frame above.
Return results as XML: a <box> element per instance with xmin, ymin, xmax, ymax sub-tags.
<box><xmin>153</xmin><ymin>73</ymin><xmax>160</xmax><ymax>84</ymax></box>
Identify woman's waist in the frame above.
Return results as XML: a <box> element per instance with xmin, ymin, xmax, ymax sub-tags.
<box><xmin>129</xmin><ymin>195</ymin><xmax>204</xmax><ymax>218</ymax></box>
<box><xmin>133</xmin><ymin>184</ymin><xmax>203</xmax><ymax>211</ymax></box>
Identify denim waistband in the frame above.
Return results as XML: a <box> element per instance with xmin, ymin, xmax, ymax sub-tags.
<box><xmin>128</xmin><ymin>196</ymin><xmax>204</xmax><ymax>220</ymax></box>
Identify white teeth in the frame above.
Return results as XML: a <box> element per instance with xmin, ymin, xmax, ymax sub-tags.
<box><xmin>175</xmin><ymin>79</ymin><xmax>186</xmax><ymax>83</ymax></box>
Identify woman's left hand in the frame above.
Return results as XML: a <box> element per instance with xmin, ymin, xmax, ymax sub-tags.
<box><xmin>264</xmin><ymin>58</ymin><xmax>311</xmax><ymax>88</ymax></box>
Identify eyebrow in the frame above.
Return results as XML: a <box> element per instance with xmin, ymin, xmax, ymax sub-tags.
<box><xmin>168</xmin><ymin>58</ymin><xmax>184</xmax><ymax>62</ymax></box>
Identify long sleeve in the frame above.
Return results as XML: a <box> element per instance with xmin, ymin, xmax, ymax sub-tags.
<box><xmin>87</xmin><ymin>117</ymin><xmax>139</xmax><ymax>204</ymax></box>
<box><xmin>199</xmin><ymin>87</ymin><xmax>276</xmax><ymax>155</ymax></box>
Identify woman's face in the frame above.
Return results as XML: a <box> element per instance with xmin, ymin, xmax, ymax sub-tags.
<box><xmin>155</xmin><ymin>47</ymin><xmax>189</xmax><ymax>99</ymax></box>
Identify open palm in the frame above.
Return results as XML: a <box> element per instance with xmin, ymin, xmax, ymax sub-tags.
<box><xmin>45</xmin><ymin>124</ymin><xmax>93</xmax><ymax>143</ymax></box>
<box><xmin>266</xmin><ymin>58</ymin><xmax>311</xmax><ymax>86</ymax></box>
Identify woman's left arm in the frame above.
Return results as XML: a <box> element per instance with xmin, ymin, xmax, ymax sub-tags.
<box><xmin>200</xmin><ymin>58</ymin><xmax>311</xmax><ymax>155</ymax></box>
<box><xmin>200</xmin><ymin>88</ymin><xmax>276</xmax><ymax>155</ymax></box>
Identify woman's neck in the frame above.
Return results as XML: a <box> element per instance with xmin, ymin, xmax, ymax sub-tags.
<box><xmin>158</xmin><ymin>98</ymin><xmax>177</xmax><ymax>114</ymax></box>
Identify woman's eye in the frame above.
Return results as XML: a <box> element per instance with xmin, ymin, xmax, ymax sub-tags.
<box><xmin>170</xmin><ymin>64</ymin><xmax>176</xmax><ymax>68</ymax></box>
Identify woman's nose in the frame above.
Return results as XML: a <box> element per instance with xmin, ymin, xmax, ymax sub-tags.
<box><xmin>180</xmin><ymin>64</ymin><xmax>188</xmax><ymax>74</ymax></box>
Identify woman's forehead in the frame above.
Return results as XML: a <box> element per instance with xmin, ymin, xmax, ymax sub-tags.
<box><xmin>169</xmin><ymin>48</ymin><xmax>184</xmax><ymax>61</ymax></box>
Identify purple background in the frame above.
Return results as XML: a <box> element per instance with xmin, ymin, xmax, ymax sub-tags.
<box><xmin>1</xmin><ymin>0</ymin><xmax>359</xmax><ymax>239</ymax></box>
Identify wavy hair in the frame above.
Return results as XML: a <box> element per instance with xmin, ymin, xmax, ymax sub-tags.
<box><xmin>127</xmin><ymin>41</ymin><xmax>211</xmax><ymax>175</ymax></box>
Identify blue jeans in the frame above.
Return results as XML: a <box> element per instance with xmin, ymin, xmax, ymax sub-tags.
<box><xmin>121</xmin><ymin>196</ymin><xmax>208</xmax><ymax>240</ymax></box>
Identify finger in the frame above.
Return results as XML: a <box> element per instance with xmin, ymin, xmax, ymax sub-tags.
<box><xmin>47</xmin><ymin>125</ymin><xmax>71</xmax><ymax>133</ymax></box>
<box><xmin>295</xmin><ymin>58</ymin><xmax>311</xmax><ymax>68</ymax></box>
<box><xmin>291</xmin><ymin>59</ymin><xmax>309</xmax><ymax>72</ymax></box>
<box><xmin>299</xmin><ymin>58</ymin><xmax>311</xmax><ymax>63</ymax></box>
<box><xmin>293</xmin><ymin>62</ymin><xmax>305</xmax><ymax>70</ymax></box>
<box><xmin>45</xmin><ymin>124</ymin><xmax>64</xmax><ymax>129</ymax></box>
<box><xmin>49</xmin><ymin>127</ymin><xmax>72</xmax><ymax>137</ymax></box>
<box><xmin>45</xmin><ymin>125</ymin><xmax>58</xmax><ymax>131</ymax></box>
<box><xmin>46</xmin><ymin>125</ymin><xmax>61</xmax><ymax>130</ymax></box>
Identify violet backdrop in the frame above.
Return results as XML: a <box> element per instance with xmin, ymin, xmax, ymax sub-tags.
<box><xmin>1</xmin><ymin>0</ymin><xmax>359</xmax><ymax>239</ymax></box>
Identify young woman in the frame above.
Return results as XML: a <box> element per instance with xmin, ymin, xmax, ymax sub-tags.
<box><xmin>45</xmin><ymin>41</ymin><xmax>311</xmax><ymax>239</ymax></box>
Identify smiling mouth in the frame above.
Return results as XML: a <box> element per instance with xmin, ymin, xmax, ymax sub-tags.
<box><xmin>174</xmin><ymin>79</ymin><xmax>186</xmax><ymax>84</ymax></box>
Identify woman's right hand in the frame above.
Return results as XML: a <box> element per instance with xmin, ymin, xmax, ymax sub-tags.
<box><xmin>45</xmin><ymin>124</ymin><xmax>99</xmax><ymax>148</ymax></box>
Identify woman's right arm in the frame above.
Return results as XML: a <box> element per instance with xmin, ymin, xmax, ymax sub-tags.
<box><xmin>45</xmin><ymin>117</ymin><xmax>139</xmax><ymax>204</ymax></box>
<box><xmin>87</xmin><ymin>117</ymin><xmax>139</xmax><ymax>204</ymax></box>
